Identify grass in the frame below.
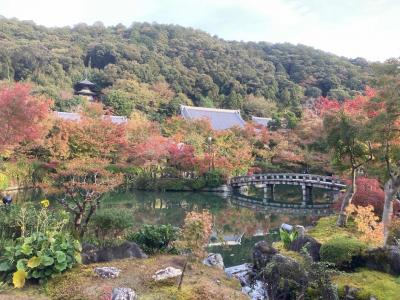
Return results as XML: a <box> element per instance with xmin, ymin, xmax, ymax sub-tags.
<box><xmin>307</xmin><ymin>215</ymin><xmax>360</xmax><ymax>244</ymax></box>
<box><xmin>1</xmin><ymin>255</ymin><xmax>246</xmax><ymax>300</ymax></box>
<box><xmin>333</xmin><ymin>268</ymin><xmax>400</xmax><ymax>300</ymax></box>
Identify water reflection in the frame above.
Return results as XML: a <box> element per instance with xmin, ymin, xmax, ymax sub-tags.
<box><xmin>16</xmin><ymin>189</ymin><xmax>332</xmax><ymax>266</ymax></box>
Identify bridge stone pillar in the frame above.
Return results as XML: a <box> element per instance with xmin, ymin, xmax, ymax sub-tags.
<box><xmin>302</xmin><ymin>185</ymin><xmax>313</xmax><ymax>206</ymax></box>
<box><xmin>266</xmin><ymin>184</ymin><xmax>275</xmax><ymax>201</ymax></box>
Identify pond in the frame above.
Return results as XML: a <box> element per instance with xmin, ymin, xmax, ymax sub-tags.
<box><xmin>15</xmin><ymin>187</ymin><xmax>333</xmax><ymax>267</ymax></box>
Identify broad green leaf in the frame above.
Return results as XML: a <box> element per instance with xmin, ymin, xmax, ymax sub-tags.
<box><xmin>55</xmin><ymin>261</ymin><xmax>67</xmax><ymax>272</ymax></box>
<box><xmin>16</xmin><ymin>259</ymin><xmax>28</xmax><ymax>271</ymax></box>
<box><xmin>0</xmin><ymin>260</ymin><xmax>12</xmax><ymax>271</ymax></box>
<box><xmin>27</xmin><ymin>256</ymin><xmax>41</xmax><ymax>269</ymax></box>
<box><xmin>20</xmin><ymin>244</ymin><xmax>32</xmax><ymax>255</ymax></box>
<box><xmin>40</xmin><ymin>255</ymin><xmax>54</xmax><ymax>266</ymax></box>
<box><xmin>55</xmin><ymin>251</ymin><xmax>66</xmax><ymax>263</ymax></box>
<box><xmin>13</xmin><ymin>270</ymin><xmax>26</xmax><ymax>288</ymax></box>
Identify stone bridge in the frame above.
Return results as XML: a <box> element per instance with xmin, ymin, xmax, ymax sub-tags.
<box><xmin>230</xmin><ymin>173</ymin><xmax>347</xmax><ymax>206</ymax></box>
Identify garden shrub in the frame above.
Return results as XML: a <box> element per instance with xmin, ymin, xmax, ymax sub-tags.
<box><xmin>320</xmin><ymin>237</ymin><xmax>367</xmax><ymax>269</ymax></box>
<box><xmin>91</xmin><ymin>208</ymin><xmax>134</xmax><ymax>240</ymax></box>
<box><xmin>0</xmin><ymin>232</ymin><xmax>81</xmax><ymax>287</ymax></box>
<box><xmin>127</xmin><ymin>224</ymin><xmax>179</xmax><ymax>254</ymax></box>
<box><xmin>203</xmin><ymin>169</ymin><xmax>225</xmax><ymax>188</ymax></box>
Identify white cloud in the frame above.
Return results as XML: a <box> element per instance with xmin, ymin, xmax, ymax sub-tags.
<box><xmin>0</xmin><ymin>0</ymin><xmax>399</xmax><ymax>61</ymax></box>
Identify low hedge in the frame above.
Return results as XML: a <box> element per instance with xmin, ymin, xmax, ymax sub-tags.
<box><xmin>320</xmin><ymin>237</ymin><xmax>367</xmax><ymax>269</ymax></box>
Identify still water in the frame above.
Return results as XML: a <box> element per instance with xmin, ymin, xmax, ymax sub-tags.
<box><xmin>16</xmin><ymin>188</ymin><xmax>332</xmax><ymax>267</ymax></box>
<box><xmin>100</xmin><ymin>190</ymin><xmax>329</xmax><ymax>266</ymax></box>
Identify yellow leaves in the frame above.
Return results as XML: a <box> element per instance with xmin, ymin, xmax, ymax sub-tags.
<box><xmin>27</xmin><ymin>256</ymin><xmax>41</xmax><ymax>268</ymax></box>
<box><xmin>40</xmin><ymin>199</ymin><xmax>50</xmax><ymax>208</ymax></box>
<box><xmin>346</xmin><ymin>204</ymin><xmax>384</xmax><ymax>246</ymax></box>
<box><xmin>13</xmin><ymin>270</ymin><xmax>26</xmax><ymax>288</ymax></box>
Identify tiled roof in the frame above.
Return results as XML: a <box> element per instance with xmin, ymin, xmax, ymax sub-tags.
<box><xmin>180</xmin><ymin>105</ymin><xmax>246</xmax><ymax>130</ymax></box>
<box><xmin>251</xmin><ymin>116</ymin><xmax>272</xmax><ymax>127</ymax></box>
<box><xmin>55</xmin><ymin>111</ymin><xmax>81</xmax><ymax>121</ymax></box>
<box><xmin>55</xmin><ymin>112</ymin><xmax>127</xmax><ymax>124</ymax></box>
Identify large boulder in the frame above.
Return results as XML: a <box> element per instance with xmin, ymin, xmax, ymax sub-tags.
<box><xmin>203</xmin><ymin>253</ymin><xmax>224</xmax><ymax>269</ymax></box>
<box><xmin>152</xmin><ymin>266</ymin><xmax>182</xmax><ymax>281</ymax></box>
<box><xmin>82</xmin><ymin>242</ymin><xmax>147</xmax><ymax>264</ymax></box>
<box><xmin>111</xmin><ymin>287</ymin><xmax>137</xmax><ymax>300</ymax></box>
<box><xmin>263</xmin><ymin>254</ymin><xmax>308</xmax><ymax>299</ymax></box>
<box><xmin>94</xmin><ymin>266</ymin><xmax>121</xmax><ymax>279</ymax></box>
<box><xmin>289</xmin><ymin>235</ymin><xmax>321</xmax><ymax>261</ymax></box>
<box><xmin>252</xmin><ymin>241</ymin><xmax>278</xmax><ymax>271</ymax></box>
<box><xmin>364</xmin><ymin>246</ymin><xmax>400</xmax><ymax>275</ymax></box>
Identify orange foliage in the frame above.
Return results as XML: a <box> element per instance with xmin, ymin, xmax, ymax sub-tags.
<box><xmin>346</xmin><ymin>204</ymin><xmax>384</xmax><ymax>246</ymax></box>
<box><xmin>179</xmin><ymin>209</ymin><xmax>213</xmax><ymax>258</ymax></box>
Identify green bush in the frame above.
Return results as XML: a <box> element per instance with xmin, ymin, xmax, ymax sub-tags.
<box><xmin>0</xmin><ymin>232</ymin><xmax>81</xmax><ymax>287</ymax></box>
<box><xmin>203</xmin><ymin>169</ymin><xmax>225</xmax><ymax>188</ymax></box>
<box><xmin>91</xmin><ymin>208</ymin><xmax>134</xmax><ymax>239</ymax></box>
<box><xmin>127</xmin><ymin>224</ymin><xmax>179</xmax><ymax>254</ymax></box>
<box><xmin>320</xmin><ymin>237</ymin><xmax>367</xmax><ymax>269</ymax></box>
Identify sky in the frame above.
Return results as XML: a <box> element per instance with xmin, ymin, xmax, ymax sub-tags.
<box><xmin>1</xmin><ymin>0</ymin><xmax>399</xmax><ymax>62</ymax></box>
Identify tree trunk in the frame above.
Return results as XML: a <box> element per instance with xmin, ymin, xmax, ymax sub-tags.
<box><xmin>383</xmin><ymin>178</ymin><xmax>395</xmax><ymax>245</ymax></box>
<box><xmin>337</xmin><ymin>168</ymin><xmax>357</xmax><ymax>227</ymax></box>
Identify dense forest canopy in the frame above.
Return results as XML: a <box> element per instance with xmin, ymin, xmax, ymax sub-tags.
<box><xmin>0</xmin><ymin>17</ymin><xmax>373</xmax><ymax>119</ymax></box>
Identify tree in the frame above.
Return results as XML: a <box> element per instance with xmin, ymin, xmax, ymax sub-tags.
<box><xmin>0</xmin><ymin>83</ymin><xmax>52</xmax><ymax>153</ymax></box>
<box><xmin>367</xmin><ymin>61</ymin><xmax>400</xmax><ymax>244</ymax></box>
<box><xmin>320</xmin><ymin>95</ymin><xmax>373</xmax><ymax>227</ymax></box>
<box><xmin>51</xmin><ymin>159</ymin><xmax>123</xmax><ymax>238</ymax></box>
<box><xmin>103</xmin><ymin>89</ymin><xmax>133</xmax><ymax>116</ymax></box>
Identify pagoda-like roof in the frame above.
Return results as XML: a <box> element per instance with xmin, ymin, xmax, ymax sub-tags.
<box><xmin>180</xmin><ymin>105</ymin><xmax>246</xmax><ymax>130</ymax></box>
<box><xmin>77</xmin><ymin>79</ymin><xmax>96</xmax><ymax>86</ymax></box>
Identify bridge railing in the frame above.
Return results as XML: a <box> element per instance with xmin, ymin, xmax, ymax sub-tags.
<box><xmin>230</xmin><ymin>173</ymin><xmax>346</xmax><ymax>187</ymax></box>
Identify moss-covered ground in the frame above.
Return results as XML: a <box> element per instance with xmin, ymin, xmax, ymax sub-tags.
<box><xmin>334</xmin><ymin>268</ymin><xmax>400</xmax><ymax>300</ymax></box>
<box><xmin>307</xmin><ymin>215</ymin><xmax>360</xmax><ymax>244</ymax></box>
<box><xmin>1</xmin><ymin>255</ymin><xmax>246</xmax><ymax>300</ymax></box>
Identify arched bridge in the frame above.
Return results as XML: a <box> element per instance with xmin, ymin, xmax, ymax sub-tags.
<box><xmin>230</xmin><ymin>173</ymin><xmax>347</xmax><ymax>206</ymax></box>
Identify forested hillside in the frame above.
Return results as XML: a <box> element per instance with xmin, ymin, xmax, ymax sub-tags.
<box><xmin>0</xmin><ymin>17</ymin><xmax>372</xmax><ymax>119</ymax></box>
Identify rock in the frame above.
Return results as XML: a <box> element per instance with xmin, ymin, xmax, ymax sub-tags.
<box><xmin>111</xmin><ymin>287</ymin><xmax>137</xmax><ymax>300</ymax></box>
<box><xmin>294</xmin><ymin>225</ymin><xmax>306</xmax><ymax>237</ymax></box>
<box><xmin>289</xmin><ymin>235</ymin><xmax>321</xmax><ymax>261</ymax></box>
<box><xmin>343</xmin><ymin>285</ymin><xmax>359</xmax><ymax>300</ymax></box>
<box><xmin>263</xmin><ymin>254</ymin><xmax>308</xmax><ymax>299</ymax></box>
<box><xmin>152</xmin><ymin>266</ymin><xmax>182</xmax><ymax>281</ymax></box>
<box><xmin>225</xmin><ymin>263</ymin><xmax>254</xmax><ymax>287</ymax></box>
<box><xmin>252</xmin><ymin>241</ymin><xmax>278</xmax><ymax>271</ymax></box>
<box><xmin>242</xmin><ymin>280</ymin><xmax>268</xmax><ymax>300</ymax></box>
<box><xmin>280</xmin><ymin>223</ymin><xmax>293</xmax><ymax>232</ymax></box>
<box><xmin>94</xmin><ymin>266</ymin><xmax>121</xmax><ymax>279</ymax></box>
<box><xmin>82</xmin><ymin>242</ymin><xmax>147</xmax><ymax>264</ymax></box>
<box><xmin>203</xmin><ymin>253</ymin><xmax>224</xmax><ymax>269</ymax></box>
<box><xmin>364</xmin><ymin>246</ymin><xmax>400</xmax><ymax>275</ymax></box>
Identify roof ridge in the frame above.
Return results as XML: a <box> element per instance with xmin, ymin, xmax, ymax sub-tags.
<box><xmin>180</xmin><ymin>105</ymin><xmax>240</xmax><ymax>113</ymax></box>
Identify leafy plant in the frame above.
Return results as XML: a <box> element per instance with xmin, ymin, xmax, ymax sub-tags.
<box><xmin>0</xmin><ymin>232</ymin><xmax>81</xmax><ymax>288</ymax></box>
<box><xmin>279</xmin><ymin>228</ymin><xmax>298</xmax><ymax>250</ymax></box>
<box><xmin>91</xmin><ymin>208</ymin><xmax>134</xmax><ymax>240</ymax></box>
<box><xmin>127</xmin><ymin>224</ymin><xmax>179</xmax><ymax>254</ymax></box>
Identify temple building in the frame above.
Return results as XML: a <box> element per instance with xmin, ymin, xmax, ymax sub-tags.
<box><xmin>74</xmin><ymin>79</ymin><xmax>97</xmax><ymax>101</ymax></box>
<box><xmin>180</xmin><ymin>105</ymin><xmax>246</xmax><ymax>130</ymax></box>
<box><xmin>55</xmin><ymin>112</ymin><xmax>127</xmax><ymax>124</ymax></box>
<box><xmin>251</xmin><ymin>116</ymin><xmax>272</xmax><ymax>127</ymax></box>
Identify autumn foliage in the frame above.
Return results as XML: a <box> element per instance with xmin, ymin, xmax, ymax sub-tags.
<box><xmin>0</xmin><ymin>83</ymin><xmax>52</xmax><ymax>153</ymax></box>
<box><xmin>346</xmin><ymin>204</ymin><xmax>384</xmax><ymax>246</ymax></box>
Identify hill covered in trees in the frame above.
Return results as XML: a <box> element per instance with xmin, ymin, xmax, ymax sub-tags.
<box><xmin>0</xmin><ymin>17</ymin><xmax>373</xmax><ymax>120</ymax></box>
